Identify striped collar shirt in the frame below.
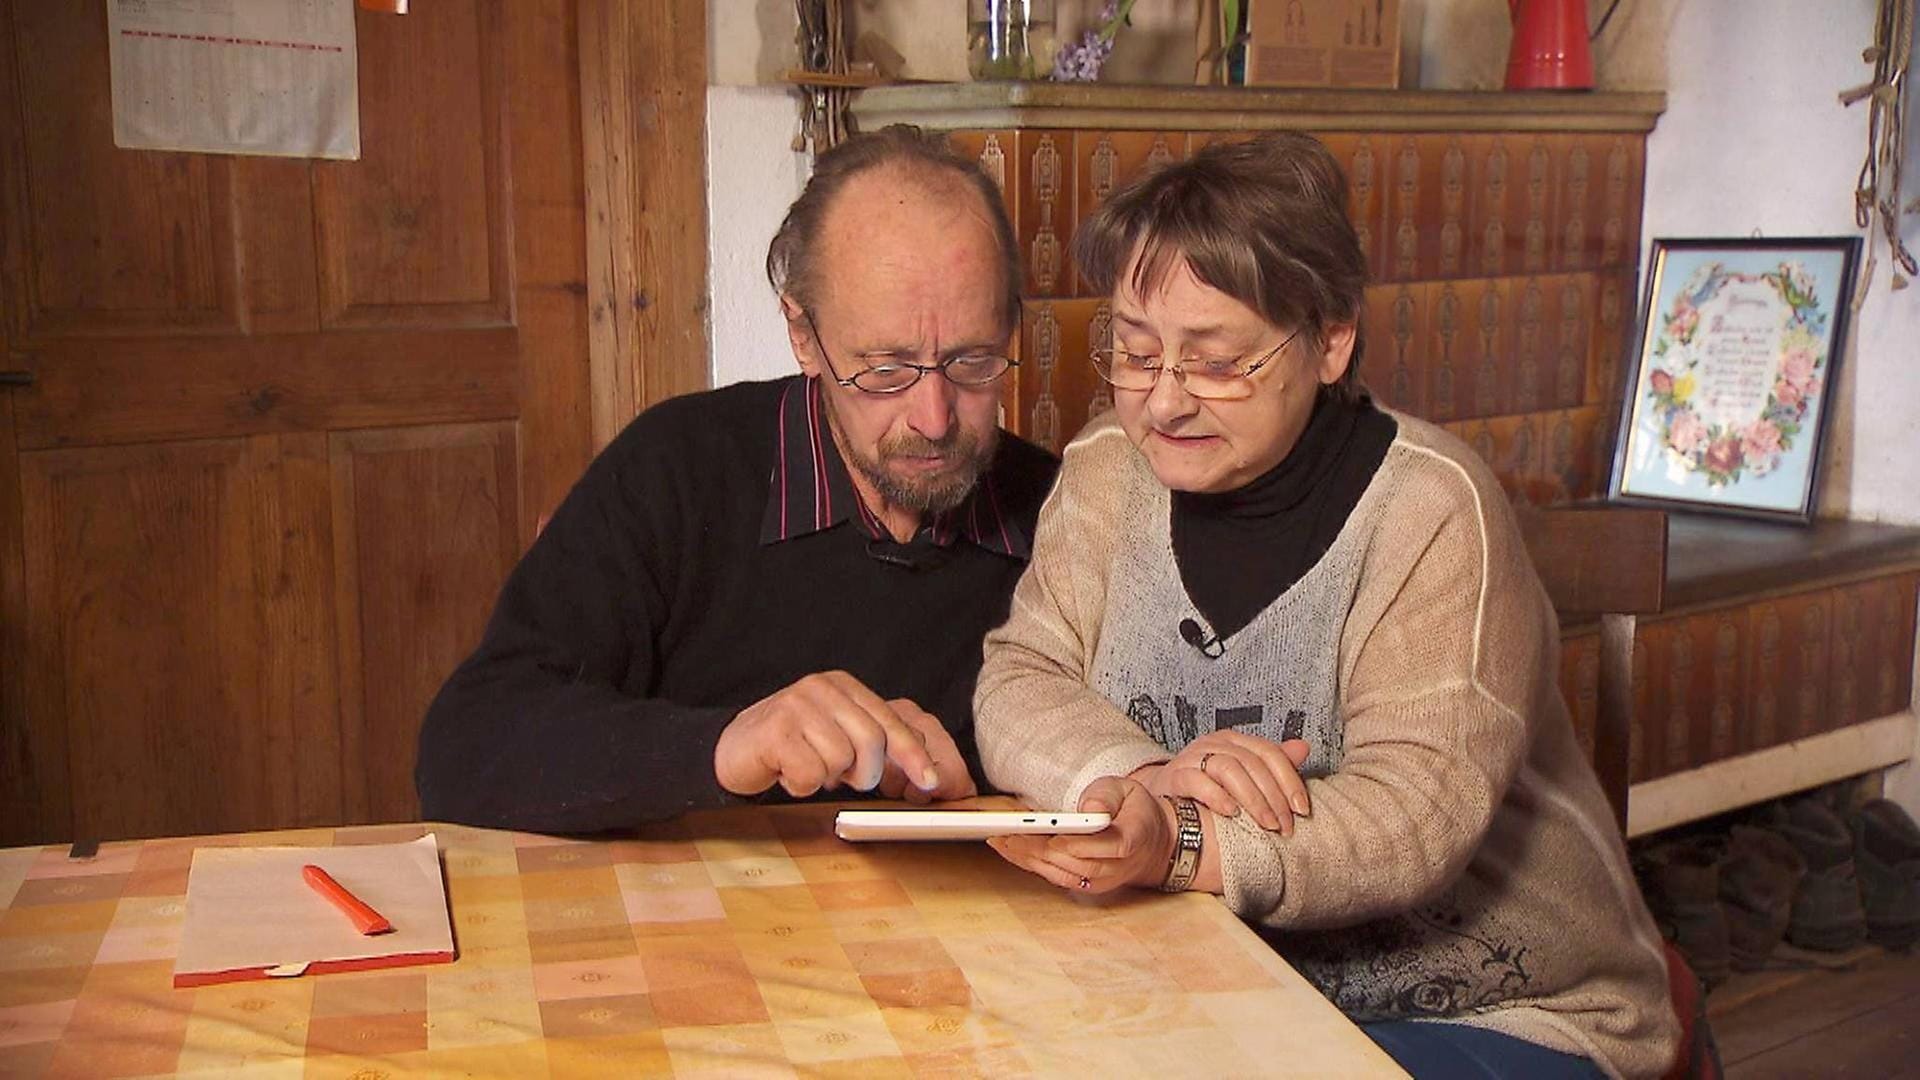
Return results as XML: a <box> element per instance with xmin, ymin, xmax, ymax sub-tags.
<box><xmin>758</xmin><ymin>376</ymin><xmax>1031</xmax><ymax>559</ymax></box>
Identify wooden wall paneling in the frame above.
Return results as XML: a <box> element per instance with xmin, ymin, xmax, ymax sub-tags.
<box><xmin>1486</xmin><ymin>411</ymin><xmax>1548</xmax><ymax>502</ymax></box>
<box><xmin>513</xmin><ymin>0</ymin><xmax>592</xmax><ymax>538</ymax></box>
<box><xmin>1319</xmin><ymin>134</ymin><xmax>1387</xmax><ymax>282</ymax></box>
<box><xmin>5</xmin><ymin>5</ymin><xmax>240</xmax><ymax>339</ymax></box>
<box><xmin>1637</xmin><ymin>617</ymin><xmax>1679</xmax><ymax>781</ymax></box>
<box><xmin>1747</xmin><ymin>597</ymin><xmax>1786</xmax><ymax>755</ymax></box>
<box><xmin>1510</xmin><ymin>276</ymin><xmax>1549</xmax><ymax>414</ymax></box>
<box><xmin>1515</xmin><ymin>136</ymin><xmax>1558</xmax><ymax>276</ymax></box>
<box><xmin>1709</xmin><ymin>608</ymin><xmax>1751</xmax><ymax>763</ymax></box>
<box><xmin>1071</xmin><ymin>130</ymin><xmax>1182</xmax><ymax>295</ymax></box>
<box><xmin>1464</xmin><ymin>276</ymin><xmax>1511</xmax><ymax>420</ymax></box>
<box><xmin>316</xmin><ymin>0</ymin><xmax>510</xmax><ymax>329</ymax></box>
<box><xmin>0</xmin><ymin>392</ymin><xmax>52</xmax><ymax>845</ymax></box>
<box><xmin>1454</xmin><ymin>417</ymin><xmax>1496</xmax><ymax>476</ymax></box>
<box><xmin>1549</xmin><ymin>273</ymin><xmax>1593</xmax><ymax>410</ymax></box>
<box><xmin>1587</xmin><ymin>269</ymin><xmax>1635</xmax><ymax>407</ymax></box>
<box><xmin>1021</xmin><ymin>300</ymin><xmax>1062</xmax><ymax>450</ymax></box>
<box><xmin>1468</xmin><ymin>136</ymin><xmax>1515</xmax><ymax>278</ymax></box>
<box><xmin>1435</xmin><ymin>135</ymin><xmax>1473</xmax><ymax>279</ymax></box>
<box><xmin>1745</xmin><ymin>590</ymin><xmax>1838</xmax><ymax>756</ymax></box>
<box><xmin>1628</xmin><ymin>632</ymin><xmax>1653</xmax><ymax>783</ymax></box>
<box><xmin>1656</xmin><ymin>615</ymin><xmax>1702</xmax><ymax>778</ymax></box>
<box><xmin>1554</xmin><ymin>136</ymin><xmax>1598</xmax><ymax>273</ymax></box>
<box><xmin>948</xmin><ymin>130</ymin><xmax>1017</xmax><ymax>208</ymax></box>
<box><xmin>22</xmin><ymin>441</ymin><xmax>285</xmax><ymax>842</ymax></box>
<box><xmin>1671</xmin><ymin>608</ymin><xmax>1749</xmax><ymax>768</ymax></box>
<box><xmin>1598</xmin><ymin>134</ymin><xmax>1645</xmax><ymax>271</ymax></box>
<box><xmin>579</xmin><ymin>0</ymin><xmax>709</xmax><ymax>452</ymax></box>
<box><xmin>1363</xmin><ymin>282</ymin><xmax>1426</xmax><ymax>414</ymax></box>
<box><xmin>247</xmin><ymin>433</ymin><xmax>343</xmax><ymax>826</ymax></box>
<box><xmin>1872</xmin><ymin>573</ymin><xmax>1918</xmax><ymax>719</ymax></box>
<box><xmin>234</xmin><ymin>157</ymin><xmax>321</xmax><ymax>335</ymax></box>
<box><xmin>13</xmin><ymin>328</ymin><xmax>520</xmax><ymax>451</ymax></box>
<box><xmin>1831</xmin><ymin>580</ymin><xmax>1875</xmax><ymax>734</ymax></box>
<box><xmin>1018</xmin><ymin>131</ymin><xmax>1070</xmax><ymax>299</ymax></box>
<box><xmin>1426</xmin><ymin>280</ymin><xmax>1467</xmax><ymax>422</ymax></box>
<box><xmin>1561</xmin><ymin>629</ymin><xmax>1601</xmax><ymax>761</ymax></box>
<box><xmin>1380</xmin><ymin>134</ymin><xmax>1442</xmax><ymax>283</ymax></box>
<box><xmin>1785</xmin><ymin>589</ymin><xmax>1835</xmax><ymax>742</ymax></box>
<box><xmin>1019</xmin><ymin>298</ymin><xmax>1105</xmax><ymax>452</ymax></box>
<box><xmin>330</xmin><ymin>422</ymin><xmax>520</xmax><ymax>825</ymax></box>
<box><xmin>1546</xmin><ymin>405</ymin><xmax>1604</xmax><ymax>501</ymax></box>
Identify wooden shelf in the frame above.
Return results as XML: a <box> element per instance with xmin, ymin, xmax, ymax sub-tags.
<box><xmin>1663</xmin><ymin>513</ymin><xmax>1920</xmax><ymax>614</ymax></box>
<box><xmin>850</xmin><ymin>81</ymin><xmax>1667</xmax><ymax>133</ymax></box>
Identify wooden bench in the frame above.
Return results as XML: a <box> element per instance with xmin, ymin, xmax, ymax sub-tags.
<box><xmin>1551</xmin><ymin>514</ymin><xmax>1920</xmax><ymax>837</ymax></box>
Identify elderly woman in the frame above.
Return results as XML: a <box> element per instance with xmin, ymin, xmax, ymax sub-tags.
<box><xmin>974</xmin><ymin>133</ymin><xmax>1678</xmax><ymax>1078</ymax></box>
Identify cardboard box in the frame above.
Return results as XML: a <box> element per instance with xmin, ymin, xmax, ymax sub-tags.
<box><xmin>1244</xmin><ymin>0</ymin><xmax>1402</xmax><ymax>89</ymax></box>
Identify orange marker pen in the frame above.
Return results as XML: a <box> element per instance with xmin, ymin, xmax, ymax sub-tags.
<box><xmin>303</xmin><ymin>864</ymin><xmax>393</xmax><ymax>935</ymax></box>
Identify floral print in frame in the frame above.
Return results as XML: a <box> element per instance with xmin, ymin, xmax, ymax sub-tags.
<box><xmin>1612</xmin><ymin>237</ymin><xmax>1862</xmax><ymax>522</ymax></box>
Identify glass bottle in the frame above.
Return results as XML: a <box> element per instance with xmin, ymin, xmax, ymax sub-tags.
<box><xmin>968</xmin><ymin>0</ymin><xmax>1057</xmax><ymax>81</ymax></box>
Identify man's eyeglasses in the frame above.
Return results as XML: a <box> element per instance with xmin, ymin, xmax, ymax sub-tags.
<box><xmin>1090</xmin><ymin>326</ymin><xmax>1304</xmax><ymax>402</ymax></box>
<box><xmin>804</xmin><ymin>310</ymin><xmax>1017</xmax><ymax>395</ymax></box>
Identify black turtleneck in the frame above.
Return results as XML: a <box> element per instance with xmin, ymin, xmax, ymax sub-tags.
<box><xmin>1170</xmin><ymin>393</ymin><xmax>1398</xmax><ymax>641</ymax></box>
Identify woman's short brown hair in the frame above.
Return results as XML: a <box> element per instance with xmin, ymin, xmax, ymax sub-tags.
<box><xmin>1073</xmin><ymin>132</ymin><xmax>1368</xmax><ymax>401</ymax></box>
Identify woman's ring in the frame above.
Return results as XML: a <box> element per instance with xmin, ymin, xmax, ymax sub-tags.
<box><xmin>1199</xmin><ymin>752</ymin><xmax>1216</xmax><ymax>772</ymax></box>
<box><xmin>1078</xmin><ymin>876</ymin><xmax>1091</xmax><ymax>890</ymax></box>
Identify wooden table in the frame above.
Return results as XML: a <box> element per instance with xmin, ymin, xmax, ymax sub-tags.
<box><xmin>0</xmin><ymin>803</ymin><xmax>1400</xmax><ymax>1078</ymax></box>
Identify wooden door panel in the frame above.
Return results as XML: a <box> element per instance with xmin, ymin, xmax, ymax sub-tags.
<box><xmin>14</xmin><ymin>327</ymin><xmax>519</xmax><ymax>450</ymax></box>
<box><xmin>330</xmin><ymin>422</ymin><xmax>519</xmax><ymax>824</ymax></box>
<box><xmin>315</xmin><ymin>2</ymin><xmax>509</xmax><ymax>329</ymax></box>
<box><xmin>251</xmin><ymin>433</ymin><xmax>345</xmax><ymax>828</ymax></box>
<box><xmin>0</xmin><ymin>0</ymin><xmax>694</xmax><ymax>845</ymax></box>
<box><xmin>22</xmin><ymin>440</ymin><xmax>288</xmax><ymax>840</ymax></box>
<box><xmin>236</xmin><ymin>157</ymin><xmax>322</xmax><ymax>335</ymax></box>
<box><xmin>5</xmin><ymin>6</ymin><xmax>240</xmax><ymax>339</ymax></box>
<box><xmin>0</xmin><ymin>393</ymin><xmax>45</xmax><ymax>842</ymax></box>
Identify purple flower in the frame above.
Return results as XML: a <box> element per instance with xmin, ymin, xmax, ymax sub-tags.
<box><xmin>1051</xmin><ymin>31</ymin><xmax>1113</xmax><ymax>82</ymax></box>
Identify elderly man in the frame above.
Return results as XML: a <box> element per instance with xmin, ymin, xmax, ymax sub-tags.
<box><xmin>416</xmin><ymin>127</ymin><xmax>1057</xmax><ymax>833</ymax></box>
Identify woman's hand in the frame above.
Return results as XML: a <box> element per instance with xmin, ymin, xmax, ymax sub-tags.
<box><xmin>986</xmin><ymin>777</ymin><xmax>1176</xmax><ymax>895</ymax></box>
<box><xmin>1134</xmin><ymin>731</ymin><xmax>1311</xmax><ymax>835</ymax></box>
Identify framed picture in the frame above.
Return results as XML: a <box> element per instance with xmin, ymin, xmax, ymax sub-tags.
<box><xmin>1610</xmin><ymin>237</ymin><xmax>1862</xmax><ymax>523</ymax></box>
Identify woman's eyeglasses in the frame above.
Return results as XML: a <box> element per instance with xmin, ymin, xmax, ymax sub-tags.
<box><xmin>1089</xmin><ymin>326</ymin><xmax>1303</xmax><ymax>401</ymax></box>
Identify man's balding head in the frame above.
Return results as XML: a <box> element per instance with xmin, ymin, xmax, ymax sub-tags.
<box><xmin>766</xmin><ymin>126</ymin><xmax>1021</xmax><ymax>335</ymax></box>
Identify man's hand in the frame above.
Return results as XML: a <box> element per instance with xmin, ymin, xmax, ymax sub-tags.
<box><xmin>713</xmin><ymin>671</ymin><xmax>959</xmax><ymax>799</ymax></box>
<box><xmin>1134</xmin><ymin>730</ymin><xmax>1311</xmax><ymax>835</ymax></box>
<box><xmin>987</xmin><ymin>776</ymin><xmax>1174</xmax><ymax>894</ymax></box>
<box><xmin>873</xmin><ymin>699</ymin><xmax>978</xmax><ymax>803</ymax></box>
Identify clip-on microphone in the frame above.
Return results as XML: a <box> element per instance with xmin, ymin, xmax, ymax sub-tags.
<box><xmin>1178</xmin><ymin>617</ymin><xmax>1226</xmax><ymax>659</ymax></box>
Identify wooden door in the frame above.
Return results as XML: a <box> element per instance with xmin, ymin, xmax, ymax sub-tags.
<box><xmin>0</xmin><ymin>1</ymin><xmax>596</xmax><ymax>844</ymax></box>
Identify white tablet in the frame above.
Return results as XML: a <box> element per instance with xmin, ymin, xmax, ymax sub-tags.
<box><xmin>833</xmin><ymin>810</ymin><xmax>1112</xmax><ymax>842</ymax></box>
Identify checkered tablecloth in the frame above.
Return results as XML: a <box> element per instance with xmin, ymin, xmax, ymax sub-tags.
<box><xmin>0</xmin><ymin>803</ymin><xmax>1399</xmax><ymax>1077</ymax></box>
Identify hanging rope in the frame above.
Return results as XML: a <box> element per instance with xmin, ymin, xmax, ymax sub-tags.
<box><xmin>1841</xmin><ymin>0</ymin><xmax>1917</xmax><ymax>294</ymax></box>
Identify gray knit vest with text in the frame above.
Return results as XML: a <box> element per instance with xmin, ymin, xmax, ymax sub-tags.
<box><xmin>1089</xmin><ymin>466</ymin><xmax>1399</xmax><ymax>772</ymax></box>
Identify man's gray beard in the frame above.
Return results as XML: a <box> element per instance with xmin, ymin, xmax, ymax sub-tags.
<box><xmin>846</xmin><ymin>426</ymin><xmax>997</xmax><ymax>514</ymax></box>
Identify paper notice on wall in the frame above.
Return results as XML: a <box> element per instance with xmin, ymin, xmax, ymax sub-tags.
<box><xmin>108</xmin><ymin>0</ymin><xmax>360</xmax><ymax>160</ymax></box>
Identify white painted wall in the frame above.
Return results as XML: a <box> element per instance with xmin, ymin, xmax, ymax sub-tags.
<box><xmin>1643</xmin><ymin>0</ymin><xmax>1920</xmax><ymax>524</ymax></box>
<box><xmin>704</xmin><ymin>85</ymin><xmax>807</xmax><ymax>387</ymax></box>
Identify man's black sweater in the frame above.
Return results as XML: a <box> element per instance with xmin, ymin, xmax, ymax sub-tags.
<box><xmin>416</xmin><ymin>376</ymin><xmax>1059</xmax><ymax>834</ymax></box>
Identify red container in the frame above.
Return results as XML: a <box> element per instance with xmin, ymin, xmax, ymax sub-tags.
<box><xmin>1505</xmin><ymin>0</ymin><xmax>1594</xmax><ymax>90</ymax></box>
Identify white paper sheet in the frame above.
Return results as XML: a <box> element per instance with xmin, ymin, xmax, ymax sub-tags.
<box><xmin>174</xmin><ymin>834</ymin><xmax>454</xmax><ymax>985</ymax></box>
<box><xmin>108</xmin><ymin>0</ymin><xmax>360</xmax><ymax>160</ymax></box>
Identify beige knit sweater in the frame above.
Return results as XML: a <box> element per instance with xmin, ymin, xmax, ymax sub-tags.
<box><xmin>976</xmin><ymin>411</ymin><xmax>1679</xmax><ymax>1079</ymax></box>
